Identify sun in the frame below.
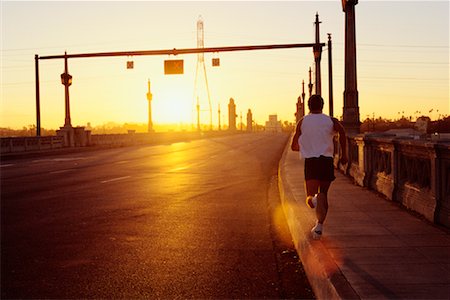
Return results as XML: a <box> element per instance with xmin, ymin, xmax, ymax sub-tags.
<box><xmin>152</xmin><ymin>77</ymin><xmax>194</xmax><ymax>125</ymax></box>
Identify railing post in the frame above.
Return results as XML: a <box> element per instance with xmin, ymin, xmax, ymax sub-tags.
<box><xmin>432</xmin><ymin>144</ymin><xmax>440</xmax><ymax>223</ymax></box>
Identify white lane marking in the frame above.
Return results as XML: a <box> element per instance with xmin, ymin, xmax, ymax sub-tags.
<box><xmin>33</xmin><ymin>157</ymin><xmax>90</xmax><ymax>163</ymax></box>
<box><xmin>168</xmin><ymin>166</ymin><xmax>189</xmax><ymax>172</ymax></box>
<box><xmin>0</xmin><ymin>164</ymin><xmax>14</xmax><ymax>168</ymax></box>
<box><xmin>49</xmin><ymin>169</ymin><xmax>74</xmax><ymax>174</ymax></box>
<box><xmin>101</xmin><ymin>176</ymin><xmax>131</xmax><ymax>184</ymax></box>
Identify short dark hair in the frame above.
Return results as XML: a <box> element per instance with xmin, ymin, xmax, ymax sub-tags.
<box><xmin>308</xmin><ymin>95</ymin><xmax>324</xmax><ymax>111</ymax></box>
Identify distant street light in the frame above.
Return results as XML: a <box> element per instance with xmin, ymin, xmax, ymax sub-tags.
<box><xmin>60</xmin><ymin>72</ymin><xmax>72</xmax><ymax>86</ymax></box>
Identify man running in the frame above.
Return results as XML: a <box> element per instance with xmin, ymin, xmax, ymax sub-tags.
<box><xmin>291</xmin><ymin>95</ymin><xmax>348</xmax><ymax>239</ymax></box>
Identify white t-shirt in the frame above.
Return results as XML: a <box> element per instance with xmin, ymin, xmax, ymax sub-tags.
<box><xmin>298</xmin><ymin>113</ymin><xmax>335</xmax><ymax>158</ymax></box>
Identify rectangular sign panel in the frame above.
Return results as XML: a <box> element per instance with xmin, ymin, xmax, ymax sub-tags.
<box><xmin>164</xmin><ymin>59</ymin><xmax>184</xmax><ymax>75</ymax></box>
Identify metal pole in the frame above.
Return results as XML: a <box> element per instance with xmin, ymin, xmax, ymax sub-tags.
<box><xmin>196</xmin><ymin>97</ymin><xmax>200</xmax><ymax>131</ymax></box>
<box><xmin>218</xmin><ymin>104</ymin><xmax>221</xmax><ymax>131</ymax></box>
<box><xmin>308</xmin><ymin>67</ymin><xmax>313</xmax><ymax>98</ymax></box>
<box><xmin>63</xmin><ymin>52</ymin><xmax>72</xmax><ymax>127</ymax></box>
<box><xmin>35</xmin><ymin>54</ymin><xmax>41</xmax><ymax>136</ymax></box>
<box><xmin>39</xmin><ymin>43</ymin><xmax>324</xmax><ymax>60</ymax></box>
<box><xmin>314</xmin><ymin>13</ymin><xmax>322</xmax><ymax>96</ymax></box>
<box><xmin>328</xmin><ymin>33</ymin><xmax>334</xmax><ymax>117</ymax></box>
<box><xmin>146</xmin><ymin>79</ymin><xmax>153</xmax><ymax>132</ymax></box>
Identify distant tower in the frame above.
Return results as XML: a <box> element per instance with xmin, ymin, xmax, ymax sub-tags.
<box><xmin>247</xmin><ymin>109</ymin><xmax>253</xmax><ymax>132</ymax></box>
<box><xmin>193</xmin><ymin>16</ymin><xmax>212</xmax><ymax>130</ymax></box>
<box><xmin>228</xmin><ymin>98</ymin><xmax>237</xmax><ymax>130</ymax></box>
<box><xmin>146</xmin><ymin>79</ymin><xmax>154</xmax><ymax>133</ymax></box>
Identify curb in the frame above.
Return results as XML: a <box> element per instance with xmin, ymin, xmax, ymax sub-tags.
<box><xmin>277</xmin><ymin>142</ymin><xmax>359</xmax><ymax>299</ymax></box>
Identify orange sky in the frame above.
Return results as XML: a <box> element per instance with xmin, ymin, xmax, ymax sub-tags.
<box><xmin>1</xmin><ymin>1</ymin><xmax>448</xmax><ymax>131</ymax></box>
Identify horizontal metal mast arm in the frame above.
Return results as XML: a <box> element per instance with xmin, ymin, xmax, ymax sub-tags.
<box><xmin>38</xmin><ymin>43</ymin><xmax>326</xmax><ymax>60</ymax></box>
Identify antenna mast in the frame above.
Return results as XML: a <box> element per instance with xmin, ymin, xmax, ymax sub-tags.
<box><xmin>193</xmin><ymin>16</ymin><xmax>213</xmax><ymax>130</ymax></box>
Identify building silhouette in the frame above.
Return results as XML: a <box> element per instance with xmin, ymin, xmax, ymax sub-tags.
<box><xmin>247</xmin><ymin>109</ymin><xmax>253</xmax><ymax>132</ymax></box>
<box><xmin>228</xmin><ymin>98</ymin><xmax>237</xmax><ymax>131</ymax></box>
<box><xmin>265</xmin><ymin>115</ymin><xmax>282</xmax><ymax>132</ymax></box>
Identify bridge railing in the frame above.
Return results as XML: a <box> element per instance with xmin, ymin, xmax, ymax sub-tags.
<box><xmin>1</xmin><ymin>136</ymin><xmax>64</xmax><ymax>153</ymax></box>
<box><xmin>337</xmin><ymin>133</ymin><xmax>450</xmax><ymax>228</ymax></box>
<box><xmin>0</xmin><ymin>130</ymin><xmax>248</xmax><ymax>155</ymax></box>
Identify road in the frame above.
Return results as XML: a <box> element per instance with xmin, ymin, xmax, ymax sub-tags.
<box><xmin>1</xmin><ymin>133</ymin><xmax>314</xmax><ymax>299</ymax></box>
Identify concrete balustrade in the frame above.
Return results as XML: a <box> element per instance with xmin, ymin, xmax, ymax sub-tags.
<box><xmin>1</xmin><ymin>130</ymin><xmax>244</xmax><ymax>154</ymax></box>
<box><xmin>338</xmin><ymin>133</ymin><xmax>450</xmax><ymax>228</ymax></box>
<box><xmin>1</xmin><ymin>136</ymin><xmax>64</xmax><ymax>153</ymax></box>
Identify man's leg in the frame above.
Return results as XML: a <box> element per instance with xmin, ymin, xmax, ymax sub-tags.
<box><xmin>310</xmin><ymin>181</ymin><xmax>332</xmax><ymax>239</ymax></box>
<box><xmin>316</xmin><ymin>181</ymin><xmax>331</xmax><ymax>224</ymax></box>
<box><xmin>305</xmin><ymin>180</ymin><xmax>319</xmax><ymax>208</ymax></box>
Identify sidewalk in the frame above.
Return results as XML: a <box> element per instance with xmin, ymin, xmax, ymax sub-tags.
<box><xmin>278</xmin><ymin>143</ymin><xmax>450</xmax><ymax>299</ymax></box>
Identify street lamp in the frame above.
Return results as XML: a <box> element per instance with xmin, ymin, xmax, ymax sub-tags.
<box><xmin>60</xmin><ymin>72</ymin><xmax>72</xmax><ymax>86</ymax></box>
<box><xmin>342</xmin><ymin>0</ymin><xmax>358</xmax><ymax>11</ymax></box>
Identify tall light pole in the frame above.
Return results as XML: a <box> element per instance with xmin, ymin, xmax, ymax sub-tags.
<box><xmin>342</xmin><ymin>0</ymin><xmax>360</xmax><ymax>133</ymax></box>
<box><xmin>146</xmin><ymin>79</ymin><xmax>154</xmax><ymax>133</ymax></box>
<box><xmin>218</xmin><ymin>104</ymin><xmax>221</xmax><ymax>130</ymax></box>
<box><xmin>60</xmin><ymin>52</ymin><xmax>72</xmax><ymax>128</ymax></box>
<box><xmin>328</xmin><ymin>33</ymin><xmax>334</xmax><ymax>117</ymax></box>
<box><xmin>313</xmin><ymin>13</ymin><xmax>322</xmax><ymax>96</ymax></box>
<box><xmin>308</xmin><ymin>67</ymin><xmax>313</xmax><ymax>98</ymax></box>
<box><xmin>35</xmin><ymin>55</ymin><xmax>41</xmax><ymax>136</ymax></box>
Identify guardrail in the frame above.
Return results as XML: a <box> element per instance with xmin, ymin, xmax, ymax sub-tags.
<box><xmin>336</xmin><ymin>133</ymin><xmax>450</xmax><ymax>228</ymax></box>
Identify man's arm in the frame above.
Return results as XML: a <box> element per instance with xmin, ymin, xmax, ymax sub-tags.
<box><xmin>291</xmin><ymin>119</ymin><xmax>302</xmax><ymax>152</ymax></box>
<box><xmin>332</xmin><ymin>118</ymin><xmax>348</xmax><ymax>165</ymax></box>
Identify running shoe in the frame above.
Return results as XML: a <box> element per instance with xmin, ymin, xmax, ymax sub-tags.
<box><xmin>306</xmin><ymin>194</ymin><xmax>318</xmax><ymax>209</ymax></box>
<box><xmin>311</xmin><ymin>222</ymin><xmax>322</xmax><ymax>240</ymax></box>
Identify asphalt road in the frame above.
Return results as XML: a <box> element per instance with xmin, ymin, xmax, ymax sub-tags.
<box><xmin>1</xmin><ymin>132</ymin><xmax>314</xmax><ymax>299</ymax></box>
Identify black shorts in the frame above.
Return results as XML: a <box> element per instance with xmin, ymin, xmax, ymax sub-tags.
<box><xmin>304</xmin><ymin>156</ymin><xmax>336</xmax><ymax>182</ymax></box>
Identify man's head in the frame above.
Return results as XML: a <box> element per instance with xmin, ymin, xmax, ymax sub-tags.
<box><xmin>308</xmin><ymin>95</ymin><xmax>324</xmax><ymax>112</ymax></box>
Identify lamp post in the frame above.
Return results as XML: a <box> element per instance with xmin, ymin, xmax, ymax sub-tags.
<box><xmin>35</xmin><ymin>54</ymin><xmax>41</xmax><ymax>136</ymax></box>
<box><xmin>60</xmin><ymin>52</ymin><xmax>73</xmax><ymax>128</ymax></box>
<box><xmin>218</xmin><ymin>104</ymin><xmax>221</xmax><ymax>131</ymax></box>
<box><xmin>328</xmin><ymin>33</ymin><xmax>334</xmax><ymax>117</ymax></box>
<box><xmin>313</xmin><ymin>13</ymin><xmax>322</xmax><ymax>96</ymax></box>
<box><xmin>342</xmin><ymin>0</ymin><xmax>360</xmax><ymax>133</ymax></box>
<box><xmin>146</xmin><ymin>79</ymin><xmax>154</xmax><ymax>133</ymax></box>
<box><xmin>308</xmin><ymin>67</ymin><xmax>313</xmax><ymax>98</ymax></box>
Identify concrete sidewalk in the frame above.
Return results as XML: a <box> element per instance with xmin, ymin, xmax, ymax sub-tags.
<box><xmin>278</xmin><ymin>143</ymin><xmax>450</xmax><ymax>299</ymax></box>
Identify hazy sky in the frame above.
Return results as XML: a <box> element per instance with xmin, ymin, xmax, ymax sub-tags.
<box><xmin>1</xmin><ymin>1</ymin><xmax>449</xmax><ymax>130</ymax></box>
